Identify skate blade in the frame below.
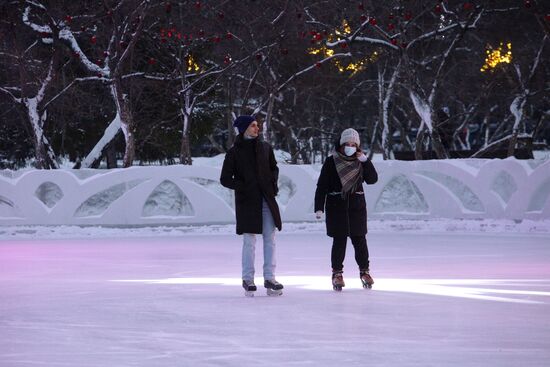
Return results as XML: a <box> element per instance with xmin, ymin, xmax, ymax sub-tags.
<box><xmin>362</xmin><ymin>284</ymin><xmax>373</xmax><ymax>289</ymax></box>
<box><xmin>244</xmin><ymin>291</ymin><xmax>255</xmax><ymax>297</ymax></box>
<box><xmin>333</xmin><ymin>286</ymin><xmax>343</xmax><ymax>291</ymax></box>
<box><xmin>266</xmin><ymin>288</ymin><xmax>283</xmax><ymax>296</ymax></box>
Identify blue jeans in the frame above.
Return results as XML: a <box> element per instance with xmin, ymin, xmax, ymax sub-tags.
<box><xmin>242</xmin><ymin>199</ymin><xmax>277</xmax><ymax>282</ymax></box>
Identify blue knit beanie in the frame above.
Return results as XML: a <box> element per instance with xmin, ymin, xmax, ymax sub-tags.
<box><xmin>233</xmin><ymin>115</ymin><xmax>256</xmax><ymax>135</ymax></box>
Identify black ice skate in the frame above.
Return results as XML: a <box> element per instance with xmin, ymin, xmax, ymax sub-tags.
<box><xmin>242</xmin><ymin>279</ymin><xmax>257</xmax><ymax>297</ymax></box>
<box><xmin>264</xmin><ymin>279</ymin><xmax>284</xmax><ymax>296</ymax></box>
<box><xmin>360</xmin><ymin>269</ymin><xmax>374</xmax><ymax>289</ymax></box>
<box><xmin>332</xmin><ymin>271</ymin><xmax>345</xmax><ymax>291</ymax></box>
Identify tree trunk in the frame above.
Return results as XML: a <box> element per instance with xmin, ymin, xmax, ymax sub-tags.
<box><xmin>415</xmin><ymin>126</ymin><xmax>426</xmax><ymax>160</ymax></box>
<box><xmin>263</xmin><ymin>93</ymin><xmax>275</xmax><ymax>143</ymax></box>
<box><xmin>112</xmin><ymin>81</ymin><xmax>135</xmax><ymax>168</ymax></box>
<box><xmin>226</xmin><ymin>78</ymin><xmax>235</xmax><ymax>149</ymax></box>
<box><xmin>180</xmin><ymin>133</ymin><xmax>192</xmax><ymax>165</ymax></box>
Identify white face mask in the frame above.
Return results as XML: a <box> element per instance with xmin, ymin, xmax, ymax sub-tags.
<box><xmin>344</xmin><ymin>146</ymin><xmax>357</xmax><ymax>157</ymax></box>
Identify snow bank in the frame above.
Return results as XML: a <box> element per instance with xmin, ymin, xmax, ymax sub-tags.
<box><xmin>1</xmin><ymin>159</ymin><xmax>549</xmax><ymax>226</ymax></box>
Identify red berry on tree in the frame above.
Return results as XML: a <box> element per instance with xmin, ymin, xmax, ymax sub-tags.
<box><xmin>358</xmin><ymin>3</ymin><xmax>364</xmax><ymax>11</ymax></box>
<box><xmin>224</xmin><ymin>55</ymin><xmax>231</xmax><ymax>64</ymax></box>
<box><xmin>65</xmin><ymin>15</ymin><xmax>72</xmax><ymax>23</ymax></box>
<box><xmin>256</xmin><ymin>53</ymin><xmax>263</xmax><ymax>60</ymax></box>
<box><xmin>91</xmin><ymin>36</ymin><xmax>97</xmax><ymax>44</ymax></box>
<box><xmin>165</xmin><ymin>2</ymin><xmax>172</xmax><ymax>13</ymax></box>
<box><xmin>391</xmin><ymin>39</ymin><xmax>398</xmax><ymax>45</ymax></box>
<box><xmin>401</xmin><ymin>42</ymin><xmax>408</xmax><ymax>48</ymax></box>
<box><xmin>524</xmin><ymin>0</ymin><xmax>531</xmax><ymax>8</ymax></box>
<box><xmin>199</xmin><ymin>29</ymin><xmax>205</xmax><ymax>37</ymax></box>
<box><xmin>81</xmin><ymin>26</ymin><xmax>86</xmax><ymax>32</ymax></box>
<box><xmin>434</xmin><ymin>4</ymin><xmax>442</xmax><ymax>13</ymax></box>
<box><xmin>404</xmin><ymin>12</ymin><xmax>412</xmax><ymax>21</ymax></box>
<box><xmin>388</xmin><ymin>23</ymin><xmax>395</xmax><ymax>30</ymax></box>
<box><xmin>195</xmin><ymin>1</ymin><xmax>201</xmax><ymax>10</ymax></box>
<box><xmin>340</xmin><ymin>42</ymin><xmax>348</xmax><ymax>49</ymax></box>
<box><xmin>315</xmin><ymin>62</ymin><xmax>322</xmax><ymax>69</ymax></box>
<box><xmin>226</xmin><ymin>32</ymin><xmax>233</xmax><ymax>40</ymax></box>
<box><xmin>103</xmin><ymin>51</ymin><xmax>109</xmax><ymax>57</ymax></box>
<box><xmin>218</xmin><ymin>12</ymin><xmax>224</xmax><ymax>19</ymax></box>
<box><xmin>314</xmin><ymin>33</ymin><xmax>322</xmax><ymax>41</ymax></box>
<box><xmin>463</xmin><ymin>2</ymin><xmax>473</xmax><ymax>11</ymax></box>
<box><xmin>369</xmin><ymin>18</ymin><xmax>377</xmax><ymax>26</ymax></box>
<box><xmin>148</xmin><ymin>58</ymin><xmax>156</xmax><ymax>65</ymax></box>
<box><xmin>360</xmin><ymin>14</ymin><xmax>368</xmax><ymax>22</ymax></box>
<box><xmin>280</xmin><ymin>48</ymin><xmax>289</xmax><ymax>55</ymax></box>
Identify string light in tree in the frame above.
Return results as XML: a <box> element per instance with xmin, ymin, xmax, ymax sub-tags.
<box><xmin>309</xmin><ymin>20</ymin><xmax>378</xmax><ymax>75</ymax></box>
<box><xmin>224</xmin><ymin>54</ymin><xmax>232</xmax><ymax>65</ymax></box>
<box><xmin>187</xmin><ymin>55</ymin><xmax>200</xmax><ymax>72</ymax></box>
<box><xmin>481</xmin><ymin>42</ymin><xmax>512</xmax><ymax>72</ymax></box>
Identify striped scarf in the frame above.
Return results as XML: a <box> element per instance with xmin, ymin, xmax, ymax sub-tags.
<box><xmin>333</xmin><ymin>150</ymin><xmax>363</xmax><ymax>198</ymax></box>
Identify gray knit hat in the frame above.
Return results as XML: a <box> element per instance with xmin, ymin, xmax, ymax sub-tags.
<box><xmin>340</xmin><ymin>128</ymin><xmax>360</xmax><ymax>146</ymax></box>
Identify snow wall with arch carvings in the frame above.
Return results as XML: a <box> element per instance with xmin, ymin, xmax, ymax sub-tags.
<box><xmin>1</xmin><ymin>159</ymin><xmax>549</xmax><ymax>226</ymax></box>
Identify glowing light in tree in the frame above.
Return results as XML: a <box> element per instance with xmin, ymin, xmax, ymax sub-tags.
<box><xmin>186</xmin><ymin>55</ymin><xmax>200</xmax><ymax>72</ymax></box>
<box><xmin>308</xmin><ymin>20</ymin><xmax>378</xmax><ymax>75</ymax></box>
<box><xmin>481</xmin><ymin>42</ymin><xmax>512</xmax><ymax>72</ymax></box>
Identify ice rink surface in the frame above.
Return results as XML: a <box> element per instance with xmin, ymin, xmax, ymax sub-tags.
<box><xmin>1</xmin><ymin>231</ymin><xmax>549</xmax><ymax>367</ymax></box>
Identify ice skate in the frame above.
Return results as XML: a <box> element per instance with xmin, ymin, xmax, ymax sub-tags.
<box><xmin>360</xmin><ymin>269</ymin><xmax>374</xmax><ymax>289</ymax></box>
<box><xmin>264</xmin><ymin>279</ymin><xmax>284</xmax><ymax>296</ymax></box>
<box><xmin>332</xmin><ymin>271</ymin><xmax>345</xmax><ymax>291</ymax></box>
<box><xmin>242</xmin><ymin>279</ymin><xmax>257</xmax><ymax>297</ymax></box>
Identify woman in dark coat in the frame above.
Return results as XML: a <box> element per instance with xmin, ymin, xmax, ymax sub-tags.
<box><xmin>220</xmin><ymin>115</ymin><xmax>283</xmax><ymax>297</ymax></box>
<box><xmin>314</xmin><ymin>128</ymin><xmax>378</xmax><ymax>291</ymax></box>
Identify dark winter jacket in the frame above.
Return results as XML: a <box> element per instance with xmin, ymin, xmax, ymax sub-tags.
<box><xmin>220</xmin><ymin>135</ymin><xmax>282</xmax><ymax>234</ymax></box>
<box><xmin>314</xmin><ymin>155</ymin><xmax>378</xmax><ymax>237</ymax></box>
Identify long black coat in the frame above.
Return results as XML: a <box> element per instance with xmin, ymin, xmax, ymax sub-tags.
<box><xmin>220</xmin><ymin>135</ymin><xmax>282</xmax><ymax>234</ymax></box>
<box><xmin>314</xmin><ymin>156</ymin><xmax>378</xmax><ymax>237</ymax></box>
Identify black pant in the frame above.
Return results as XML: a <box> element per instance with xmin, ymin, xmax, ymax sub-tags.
<box><xmin>331</xmin><ymin>236</ymin><xmax>369</xmax><ymax>272</ymax></box>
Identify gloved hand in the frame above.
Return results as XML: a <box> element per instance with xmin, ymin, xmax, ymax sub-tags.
<box><xmin>315</xmin><ymin>210</ymin><xmax>323</xmax><ymax>220</ymax></box>
<box><xmin>357</xmin><ymin>152</ymin><xmax>368</xmax><ymax>162</ymax></box>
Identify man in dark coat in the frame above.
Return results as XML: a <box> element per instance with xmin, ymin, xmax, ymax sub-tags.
<box><xmin>314</xmin><ymin>128</ymin><xmax>378</xmax><ymax>291</ymax></box>
<box><xmin>220</xmin><ymin>115</ymin><xmax>284</xmax><ymax>296</ymax></box>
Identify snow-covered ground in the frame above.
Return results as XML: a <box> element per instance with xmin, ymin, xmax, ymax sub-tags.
<box><xmin>1</xmin><ymin>225</ymin><xmax>549</xmax><ymax>367</ymax></box>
